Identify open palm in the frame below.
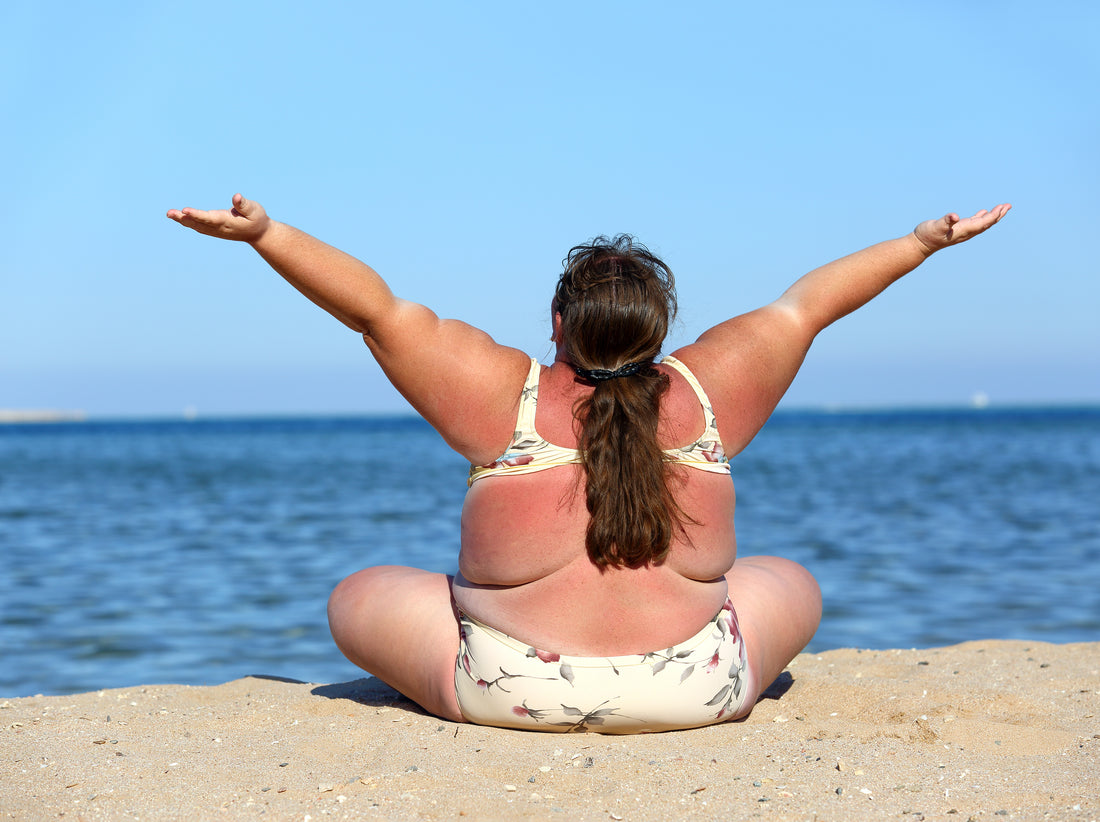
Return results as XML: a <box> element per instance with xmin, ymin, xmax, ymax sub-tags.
<box><xmin>166</xmin><ymin>193</ymin><xmax>271</xmax><ymax>243</ymax></box>
<box><xmin>914</xmin><ymin>203</ymin><xmax>1011</xmax><ymax>253</ymax></box>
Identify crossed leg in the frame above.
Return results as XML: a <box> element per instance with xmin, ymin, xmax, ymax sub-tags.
<box><xmin>327</xmin><ymin>566</ymin><xmax>466</xmax><ymax>722</ymax></box>
<box><xmin>724</xmin><ymin>555</ymin><xmax>822</xmax><ymax>717</ymax></box>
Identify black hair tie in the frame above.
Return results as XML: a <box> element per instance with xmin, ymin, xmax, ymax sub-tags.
<box><xmin>574</xmin><ymin>361</ymin><xmax>645</xmax><ymax>382</ymax></box>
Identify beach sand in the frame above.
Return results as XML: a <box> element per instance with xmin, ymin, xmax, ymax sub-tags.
<box><xmin>2</xmin><ymin>640</ymin><xmax>1097</xmax><ymax>821</ymax></box>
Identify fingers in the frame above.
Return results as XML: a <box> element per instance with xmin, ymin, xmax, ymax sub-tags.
<box><xmin>232</xmin><ymin>193</ymin><xmax>254</xmax><ymax>216</ymax></box>
<box><xmin>184</xmin><ymin>207</ymin><xmax>214</xmax><ymax>222</ymax></box>
<box><xmin>970</xmin><ymin>205</ymin><xmax>1007</xmax><ymax>228</ymax></box>
<box><xmin>166</xmin><ymin>206</ymin><xmax>209</xmax><ymax>223</ymax></box>
<box><xmin>165</xmin><ymin>193</ymin><xmax>268</xmax><ymax>242</ymax></box>
<box><xmin>950</xmin><ymin>203</ymin><xmax>1012</xmax><ymax>242</ymax></box>
<box><xmin>166</xmin><ymin>195</ymin><xmax>250</xmax><ymax>223</ymax></box>
<box><xmin>970</xmin><ymin>203</ymin><xmax>1012</xmax><ymax>224</ymax></box>
<box><xmin>915</xmin><ymin>202</ymin><xmax>1010</xmax><ymax>251</ymax></box>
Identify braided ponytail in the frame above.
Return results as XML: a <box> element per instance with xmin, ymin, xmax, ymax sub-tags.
<box><xmin>555</xmin><ymin>235</ymin><xmax>684</xmax><ymax>569</ymax></box>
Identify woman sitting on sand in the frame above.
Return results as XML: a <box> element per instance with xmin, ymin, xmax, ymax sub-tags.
<box><xmin>168</xmin><ymin>197</ymin><xmax>1009</xmax><ymax>733</ymax></box>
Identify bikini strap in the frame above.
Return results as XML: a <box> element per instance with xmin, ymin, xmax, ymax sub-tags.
<box><xmin>661</xmin><ymin>356</ymin><xmax>719</xmax><ymax>426</ymax></box>
<box><xmin>514</xmin><ymin>358</ymin><xmax>541</xmax><ymax>434</ymax></box>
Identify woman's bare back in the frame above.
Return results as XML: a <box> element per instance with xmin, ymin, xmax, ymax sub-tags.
<box><xmin>454</xmin><ymin>359</ymin><xmax>737</xmax><ymax>655</ymax></box>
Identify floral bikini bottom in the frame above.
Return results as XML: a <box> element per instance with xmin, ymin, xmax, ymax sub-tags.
<box><xmin>454</xmin><ymin>598</ymin><xmax>750</xmax><ymax>733</ymax></box>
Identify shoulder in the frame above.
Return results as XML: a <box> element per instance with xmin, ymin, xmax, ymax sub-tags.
<box><xmin>668</xmin><ymin>307</ymin><xmax>810</xmax><ymax>457</ymax></box>
<box><xmin>365</xmin><ymin>316</ymin><xmax>536</xmax><ymax>463</ymax></box>
<box><xmin>431</xmin><ymin>345</ymin><xmax>536</xmax><ymax>464</ymax></box>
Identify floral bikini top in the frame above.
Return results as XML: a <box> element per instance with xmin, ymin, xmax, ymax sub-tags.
<box><xmin>468</xmin><ymin>355</ymin><xmax>730</xmax><ymax>486</ymax></box>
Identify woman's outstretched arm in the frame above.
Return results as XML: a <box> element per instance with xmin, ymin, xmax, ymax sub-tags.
<box><xmin>167</xmin><ymin>194</ymin><xmax>401</xmax><ymax>334</ymax></box>
<box><xmin>166</xmin><ymin>194</ymin><xmax>530</xmax><ymax>462</ymax></box>
<box><xmin>772</xmin><ymin>204</ymin><xmax>1012</xmax><ymax>334</ymax></box>
<box><xmin>677</xmin><ymin>204</ymin><xmax>1012</xmax><ymax>454</ymax></box>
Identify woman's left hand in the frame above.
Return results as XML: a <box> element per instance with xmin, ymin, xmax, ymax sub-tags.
<box><xmin>166</xmin><ymin>193</ymin><xmax>271</xmax><ymax>243</ymax></box>
<box><xmin>913</xmin><ymin>203</ymin><xmax>1012</xmax><ymax>254</ymax></box>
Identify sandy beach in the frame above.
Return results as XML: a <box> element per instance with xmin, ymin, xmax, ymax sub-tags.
<box><xmin>3</xmin><ymin>640</ymin><xmax>1097</xmax><ymax>821</ymax></box>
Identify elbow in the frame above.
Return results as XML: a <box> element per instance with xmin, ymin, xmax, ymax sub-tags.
<box><xmin>768</xmin><ymin>299</ymin><xmax>821</xmax><ymax>345</ymax></box>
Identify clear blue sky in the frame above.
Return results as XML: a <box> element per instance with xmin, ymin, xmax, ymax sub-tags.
<box><xmin>3</xmin><ymin>2</ymin><xmax>1097</xmax><ymax>416</ymax></box>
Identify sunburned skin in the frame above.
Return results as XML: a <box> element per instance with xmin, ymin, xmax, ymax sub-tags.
<box><xmin>456</xmin><ymin>357</ymin><xmax>738</xmax><ymax>657</ymax></box>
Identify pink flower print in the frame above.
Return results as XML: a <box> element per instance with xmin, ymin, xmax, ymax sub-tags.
<box><xmin>525</xmin><ymin>646</ymin><xmax>561</xmax><ymax>663</ymax></box>
<box><xmin>722</xmin><ymin>600</ymin><xmax>740</xmax><ymax>642</ymax></box>
<box><xmin>512</xmin><ymin>701</ymin><xmax>551</xmax><ymax>721</ymax></box>
<box><xmin>700</xmin><ymin>441</ymin><xmax>726</xmax><ymax>463</ymax></box>
<box><xmin>706</xmin><ymin>652</ymin><xmax>721</xmax><ymax>673</ymax></box>
<box><xmin>497</xmin><ymin>454</ymin><xmax>534</xmax><ymax>468</ymax></box>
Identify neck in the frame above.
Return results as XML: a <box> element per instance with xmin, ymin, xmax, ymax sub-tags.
<box><xmin>552</xmin><ymin>340</ymin><xmax>572</xmax><ymax>366</ymax></box>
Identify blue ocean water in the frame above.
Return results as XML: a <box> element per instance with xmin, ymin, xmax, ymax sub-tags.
<box><xmin>2</xmin><ymin>408</ymin><xmax>1098</xmax><ymax>697</ymax></box>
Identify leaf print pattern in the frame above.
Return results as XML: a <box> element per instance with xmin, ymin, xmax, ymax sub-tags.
<box><xmin>454</xmin><ymin>599</ymin><xmax>750</xmax><ymax>734</ymax></box>
<box><xmin>559</xmin><ymin>663</ymin><xmax>575</xmax><ymax>685</ymax></box>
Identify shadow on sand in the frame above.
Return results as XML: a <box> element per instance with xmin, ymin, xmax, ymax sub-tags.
<box><xmin>308</xmin><ymin>676</ymin><xmax>426</xmax><ymax>714</ymax></box>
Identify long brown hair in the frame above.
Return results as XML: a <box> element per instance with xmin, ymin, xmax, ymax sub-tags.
<box><xmin>554</xmin><ymin>234</ymin><xmax>683</xmax><ymax>569</ymax></box>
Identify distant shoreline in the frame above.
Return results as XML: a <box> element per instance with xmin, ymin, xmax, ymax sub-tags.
<box><xmin>0</xmin><ymin>409</ymin><xmax>87</xmax><ymax>424</ymax></box>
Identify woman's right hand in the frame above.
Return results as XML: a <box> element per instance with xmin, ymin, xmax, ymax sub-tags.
<box><xmin>166</xmin><ymin>193</ymin><xmax>272</xmax><ymax>243</ymax></box>
<box><xmin>913</xmin><ymin>203</ymin><xmax>1012</xmax><ymax>254</ymax></box>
